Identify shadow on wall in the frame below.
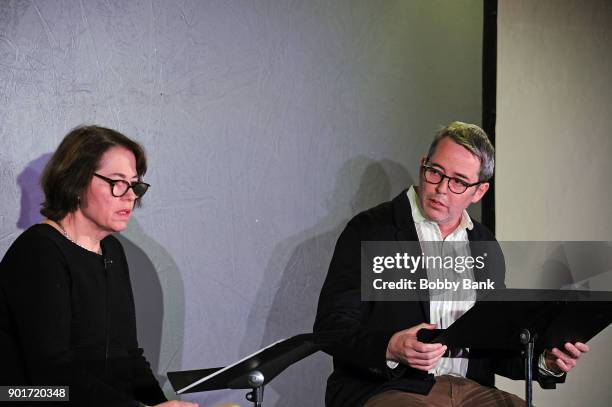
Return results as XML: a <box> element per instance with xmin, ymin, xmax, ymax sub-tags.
<box><xmin>240</xmin><ymin>157</ymin><xmax>413</xmax><ymax>407</ymax></box>
<box><xmin>16</xmin><ymin>155</ymin><xmax>184</xmax><ymax>396</ymax></box>
<box><xmin>539</xmin><ymin>242</ymin><xmax>612</xmax><ymax>291</ymax></box>
<box><xmin>16</xmin><ymin>154</ymin><xmax>51</xmax><ymax>229</ymax></box>
<box><xmin>116</xmin><ymin>231</ymin><xmax>164</xmax><ymax>384</ymax></box>
<box><xmin>119</xmin><ymin>219</ymin><xmax>186</xmax><ymax>398</ymax></box>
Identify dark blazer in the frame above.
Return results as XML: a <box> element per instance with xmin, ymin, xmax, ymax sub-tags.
<box><xmin>313</xmin><ymin>190</ymin><xmax>563</xmax><ymax>407</ymax></box>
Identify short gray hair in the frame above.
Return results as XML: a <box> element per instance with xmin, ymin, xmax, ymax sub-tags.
<box><xmin>426</xmin><ymin>121</ymin><xmax>495</xmax><ymax>181</ymax></box>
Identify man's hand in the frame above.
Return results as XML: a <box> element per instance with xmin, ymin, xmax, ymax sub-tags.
<box><xmin>386</xmin><ymin>323</ymin><xmax>447</xmax><ymax>371</ymax></box>
<box><xmin>544</xmin><ymin>342</ymin><xmax>590</xmax><ymax>374</ymax></box>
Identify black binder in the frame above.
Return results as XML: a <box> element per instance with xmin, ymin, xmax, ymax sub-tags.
<box><xmin>417</xmin><ymin>289</ymin><xmax>612</xmax><ymax>351</ymax></box>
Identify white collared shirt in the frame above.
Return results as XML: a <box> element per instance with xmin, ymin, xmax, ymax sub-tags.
<box><xmin>408</xmin><ymin>185</ymin><xmax>476</xmax><ymax>377</ymax></box>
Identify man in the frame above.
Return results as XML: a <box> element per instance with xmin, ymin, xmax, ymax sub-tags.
<box><xmin>313</xmin><ymin>122</ymin><xmax>588</xmax><ymax>406</ymax></box>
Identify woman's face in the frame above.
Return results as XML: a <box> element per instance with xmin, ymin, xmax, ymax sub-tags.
<box><xmin>78</xmin><ymin>146</ymin><xmax>139</xmax><ymax>235</ymax></box>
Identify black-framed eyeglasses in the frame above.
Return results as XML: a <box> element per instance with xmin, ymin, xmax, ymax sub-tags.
<box><xmin>421</xmin><ymin>165</ymin><xmax>482</xmax><ymax>194</ymax></box>
<box><xmin>93</xmin><ymin>173</ymin><xmax>151</xmax><ymax>198</ymax></box>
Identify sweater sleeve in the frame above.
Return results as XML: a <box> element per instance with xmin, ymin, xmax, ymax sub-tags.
<box><xmin>113</xmin><ymin>239</ymin><xmax>167</xmax><ymax>406</ymax></box>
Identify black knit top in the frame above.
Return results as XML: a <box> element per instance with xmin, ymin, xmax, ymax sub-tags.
<box><xmin>0</xmin><ymin>224</ymin><xmax>166</xmax><ymax>406</ymax></box>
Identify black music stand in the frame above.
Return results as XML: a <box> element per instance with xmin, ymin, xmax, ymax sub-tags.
<box><xmin>167</xmin><ymin>332</ymin><xmax>339</xmax><ymax>407</ymax></box>
<box><xmin>417</xmin><ymin>289</ymin><xmax>612</xmax><ymax>407</ymax></box>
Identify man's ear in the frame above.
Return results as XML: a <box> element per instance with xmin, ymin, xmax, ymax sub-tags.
<box><xmin>420</xmin><ymin>156</ymin><xmax>427</xmax><ymax>166</ymax></box>
<box><xmin>470</xmin><ymin>182</ymin><xmax>490</xmax><ymax>204</ymax></box>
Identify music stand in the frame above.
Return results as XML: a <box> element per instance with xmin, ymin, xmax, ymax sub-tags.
<box><xmin>168</xmin><ymin>332</ymin><xmax>339</xmax><ymax>406</ymax></box>
<box><xmin>417</xmin><ymin>289</ymin><xmax>612</xmax><ymax>407</ymax></box>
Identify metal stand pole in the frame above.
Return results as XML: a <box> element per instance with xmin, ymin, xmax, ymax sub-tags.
<box><xmin>520</xmin><ymin>329</ymin><xmax>535</xmax><ymax>407</ymax></box>
<box><xmin>245</xmin><ymin>370</ymin><xmax>265</xmax><ymax>407</ymax></box>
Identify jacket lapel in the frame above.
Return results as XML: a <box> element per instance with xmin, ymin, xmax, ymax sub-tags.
<box><xmin>391</xmin><ymin>190</ymin><xmax>430</xmax><ymax>323</ymax></box>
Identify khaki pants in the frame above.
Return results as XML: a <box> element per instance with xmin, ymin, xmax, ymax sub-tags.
<box><xmin>364</xmin><ymin>375</ymin><xmax>525</xmax><ymax>407</ymax></box>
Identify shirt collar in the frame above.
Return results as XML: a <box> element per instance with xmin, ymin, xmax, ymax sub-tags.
<box><xmin>407</xmin><ymin>185</ymin><xmax>474</xmax><ymax>231</ymax></box>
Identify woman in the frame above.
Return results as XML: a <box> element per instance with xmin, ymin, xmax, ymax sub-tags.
<box><xmin>0</xmin><ymin>125</ymin><xmax>197</xmax><ymax>407</ymax></box>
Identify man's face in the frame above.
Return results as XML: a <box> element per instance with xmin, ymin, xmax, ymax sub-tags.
<box><xmin>418</xmin><ymin>137</ymin><xmax>489</xmax><ymax>230</ymax></box>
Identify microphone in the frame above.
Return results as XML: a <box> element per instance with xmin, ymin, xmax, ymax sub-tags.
<box><xmin>104</xmin><ymin>258</ymin><xmax>113</xmax><ymax>267</ymax></box>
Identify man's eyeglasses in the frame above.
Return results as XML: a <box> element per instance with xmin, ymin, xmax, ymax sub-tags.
<box><xmin>421</xmin><ymin>165</ymin><xmax>482</xmax><ymax>194</ymax></box>
<box><xmin>93</xmin><ymin>173</ymin><xmax>151</xmax><ymax>198</ymax></box>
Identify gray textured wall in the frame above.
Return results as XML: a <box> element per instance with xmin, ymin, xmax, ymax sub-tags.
<box><xmin>496</xmin><ymin>0</ymin><xmax>612</xmax><ymax>405</ymax></box>
<box><xmin>0</xmin><ymin>1</ymin><xmax>483</xmax><ymax>405</ymax></box>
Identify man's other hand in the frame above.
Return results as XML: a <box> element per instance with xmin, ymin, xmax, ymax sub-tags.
<box><xmin>544</xmin><ymin>342</ymin><xmax>590</xmax><ymax>374</ymax></box>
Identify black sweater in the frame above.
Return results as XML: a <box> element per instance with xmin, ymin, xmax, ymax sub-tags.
<box><xmin>0</xmin><ymin>224</ymin><xmax>166</xmax><ymax>406</ymax></box>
